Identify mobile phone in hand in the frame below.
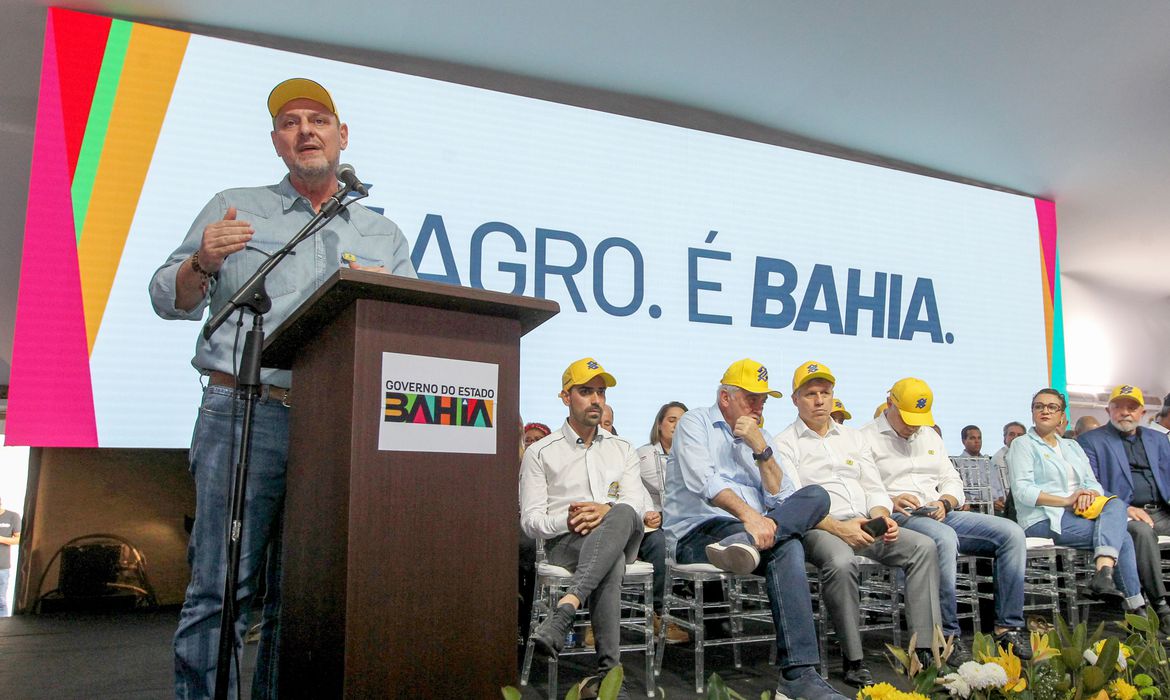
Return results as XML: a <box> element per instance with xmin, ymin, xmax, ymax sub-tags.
<box><xmin>910</xmin><ymin>505</ymin><xmax>938</xmax><ymax>517</ymax></box>
<box><xmin>861</xmin><ymin>517</ymin><xmax>889</xmax><ymax>537</ymax></box>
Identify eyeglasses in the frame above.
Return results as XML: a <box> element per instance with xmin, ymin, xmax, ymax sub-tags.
<box><xmin>1031</xmin><ymin>402</ymin><xmax>1064</xmax><ymax>414</ymax></box>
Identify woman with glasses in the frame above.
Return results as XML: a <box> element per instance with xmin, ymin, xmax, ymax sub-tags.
<box><xmin>1007</xmin><ymin>388</ymin><xmax>1144</xmax><ymax>610</ymax></box>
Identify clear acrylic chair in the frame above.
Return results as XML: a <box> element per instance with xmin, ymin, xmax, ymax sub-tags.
<box><xmin>520</xmin><ymin>540</ymin><xmax>657</xmax><ymax>698</ymax></box>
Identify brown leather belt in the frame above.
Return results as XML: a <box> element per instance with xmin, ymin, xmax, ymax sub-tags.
<box><xmin>207</xmin><ymin>370</ymin><xmax>291</xmax><ymax>407</ymax></box>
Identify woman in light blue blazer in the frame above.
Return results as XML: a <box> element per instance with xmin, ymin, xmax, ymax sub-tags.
<box><xmin>1007</xmin><ymin>388</ymin><xmax>1144</xmax><ymax>610</ymax></box>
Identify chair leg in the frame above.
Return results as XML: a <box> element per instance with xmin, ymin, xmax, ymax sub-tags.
<box><xmin>643</xmin><ymin>579</ymin><xmax>656</xmax><ymax>697</ymax></box>
<box><xmin>693</xmin><ymin>581</ymin><xmax>706</xmax><ymax>694</ymax></box>
<box><xmin>730</xmin><ymin>578</ymin><xmax>743</xmax><ymax>669</ymax></box>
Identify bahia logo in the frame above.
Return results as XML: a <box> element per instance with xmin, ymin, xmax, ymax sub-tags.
<box><xmin>385</xmin><ymin>392</ymin><xmax>494</xmax><ymax>427</ymax></box>
<box><xmin>915</xmin><ymin>397</ymin><xmax>927</xmax><ymax>409</ymax></box>
<box><xmin>1120</xmin><ymin>385</ymin><xmax>1134</xmax><ymax>395</ymax></box>
<box><xmin>807</xmin><ymin>364</ymin><xmax>818</xmax><ymax>374</ymax></box>
<box><xmin>586</xmin><ymin>360</ymin><xmax>600</xmax><ymax>370</ymax></box>
<box><xmin>757</xmin><ymin>366</ymin><xmax>768</xmax><ymax>382</ymax></box>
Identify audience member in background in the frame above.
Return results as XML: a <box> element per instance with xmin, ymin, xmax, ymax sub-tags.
<box><xmin>830</xmin><ymin>398</ymin><xmax>851</xmax><ymax>425</ymax></box>
<box><xmin>633</xmin><ymin>402</ymin><xmax>691</xmax><ymax>645</ymax></box>
<box><xmin>601</xmin><ymin>405</ymin><xmax>617</xmax><ymax>435</ymax></box>
<box><xmin>666</xmin><ymin>358</ymin><xmax>844</xmax><ymax>700</ymax></box>
<box><xmin>1074</xmin><ymin>415</ymin><xmax>1100</xmax><ymax>438</ymax></box>
<box><xmin>524</xmin><ymin>422</ymin><xmax>552</xmax><ymax>449</ymax></box>
<box><xmin>864</xmin><ymin>378</ymin><xmax>1031</xmax><ymax>662</ymax></box>
<box><xmin>1078</xmin><ymin>385</ymin><xmax>1170</xmax><ymax>630</ymax></box>
<box><xmin>0</xmin><ymin>498</ymin><xmax>21</xmax><ymax>617</ymax></box>
<box><xmin>960</xmin><ymin>425</ymin><xmax>985</xmax><ymax>457</ymax></box>
<box><xmin>1146</xmin><ymin>406</ymin><xmax>1170</xmax><ymax>435</ymax></box>
<box><xmin>521</xmin><ymin>358</ymin><xmax>646</xmax><ymax>698</ymax></box>
<box><xmin>518</xmin><ymin>421</ymin><xmax>551</xmax><ymax>641</ymax></box>
<box><xmin>776</xmin><ymin>362</ymin><xmax>941</xmax><ymax>687</ymax></box>
<box><xmin>873</xmin><ymin>404</ymin><xmax>886</xmax><ymax>420</ymax></box>
<box><xmin>1008</xmin><ymin>388</ymin><xmax>1145</xmax><ymax>614</ymax></box>
<box><xmin>991</xmin><ymin>422</ymin><xmax>1027</xmax><ymax>516</ymax></box>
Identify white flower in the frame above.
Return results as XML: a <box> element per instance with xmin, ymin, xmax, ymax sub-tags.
<box><xmin>1084</xmin><ymin>646</ymin><xmax>1128</xmax><ymax>670</ymax></box>
<box><xmin>955</xmin><ymin>661</ymin><xmax>1008</xmax><ymax>689</ymax></box>
<box><xmin>939</xmin><ymin>671</ymin><xmax>971</xmax><ymax>698</ymax></box>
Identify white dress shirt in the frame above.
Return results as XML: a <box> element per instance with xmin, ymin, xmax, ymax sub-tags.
<box><xmin>861</xmin><ymin>412</ymin><xmax>966</xmax><ymax>507</ymax></box>
<box><xmin>774</xmin><ymin>418</ymin><xmax>893</xmax><ymax>519</ymax></box>
<box><xmin>520</xmin><ymin>420</ymin><xmax>647</xmax><ymax>540</ymax></box>
<box><xmin>636</xmin><ymin>442</ymin><xmax>667</xmax><ymax>512</ymax></box>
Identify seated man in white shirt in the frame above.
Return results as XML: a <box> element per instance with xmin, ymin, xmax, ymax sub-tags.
<box><xmin>775</xmin><ymin>361</ymin><xmax>941</xmax><ymax>688</ymax></box>
<box><xmin>990</xmin><ymin>422</ymin><xmax>1026</xmax><ymax>515</ymax></box>
<box><xmin>521</xmin><ymin>358</ymin><xmax>647</xmax><ymax>698</ymax></box>
<box><xmin>863</xmin><ymin>378</ymin><xmax>1032</xmax><ymax>662</ymax></box>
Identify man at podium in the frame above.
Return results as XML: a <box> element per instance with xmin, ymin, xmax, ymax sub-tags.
<box><xmin>148</xmin><ymin>78</ymin><xmax>416</xmax><ymax>699</ymax></box>
<box><xmin>520</xmin><ymin>358</ymin><xmax>647</xmax><ymax>698</ymax></box>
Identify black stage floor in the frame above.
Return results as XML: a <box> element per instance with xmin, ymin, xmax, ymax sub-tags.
<box><xmin>0</xmin><ymin>606</ymin><xmax>919</xmax><ymax>698</ymax></box>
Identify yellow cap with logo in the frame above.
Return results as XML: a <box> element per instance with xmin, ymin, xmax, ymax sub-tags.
<box><xmin>1108</xmin><ymin>384</ymin><xmax>1145</xmax><ymax>407</ymax></box>
<box><xmin>792</xmin><ymin>360</ymin><xmax>836</xmax><ymax>392</ymax></box>
<box><xmin>831</xmin><ymin>398</ymin><xmax>852</xmax><ymax>420</ymax></box>
<box><xmin>561</xmin><ymin>357</ymin><xmax>617</xmax><ymax>391</ymax></box>
<box><xmin>268</xmin><ymin>78</ymin><xmax>338</xmax><ymax>118</ymax></box>
<box><xmin>720</xmin><ymin>358</ymin><xmax>782</xmax><ymax>398</ymax></box>
<box><xmin>889</xmin><ymin>377</ymin><xmax>935</xmax><ymax>427</ymax></box>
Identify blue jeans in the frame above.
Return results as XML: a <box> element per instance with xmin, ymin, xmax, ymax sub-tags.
<box><xmin>1023</xmin><ymin>498</ymin><xmax>1143</xmax><ymax>608</ymax></box>
<box><xmin>0</xmin><ymin>568</ymin><xmax>9</xmax><ymax>616</ymax></box>
<box><xmin>174</xmin><ymin>385</ymin><xmax>289</xmax><ymax>700</ymax></box>
<box><xmin>675</xmin><ymin>485</ymin><xmax>830</xmax><ymax>670</ymax></box>
<box><xmin>898</xmin><ymin>510</ymin><xmax>1027</xmax><ymax>634</ymax></box>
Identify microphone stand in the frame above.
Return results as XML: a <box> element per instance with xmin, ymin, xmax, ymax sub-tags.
<box><xmin>204</xmin><ymin>183</ymin><xmax>366</xmax><ymax>700</ymax></box>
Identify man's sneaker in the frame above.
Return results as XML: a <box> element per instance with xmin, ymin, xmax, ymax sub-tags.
<box><xmin>531</xmin><ymin>603</ymin><xmax>576</xmax><ymax>659</ymax></box>
<box><xmin>946</xmin><ymin>637</ymin><xmax>972</xmax><ymax>666</ymax></box>
<box><xmin>995</xmin><ymin>628</ymin><xmax>1033</xmax><ymax>660</ymax></box>
<box><xmin>705</xmin><ymin>532</ymin><xmax>760</xmax><ymax>575</ymax></box>
<box><xmin>774</xmin><ymin>666</ymin><xmax>849</xmax><ymax>700</ymax></box>
<box><xmin>841</xmin><ymin>659</ymin><xmax>873</xmax><ymax>688</ymax></box>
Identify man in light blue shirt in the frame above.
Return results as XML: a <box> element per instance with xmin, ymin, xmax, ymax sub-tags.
<box><xmin>665</xmin><ymin>358</ymin><xmax>843</xmax><ymax>700</ymax></box>
<box><xmin>148</xmin><ymin>78</ymin><xmax>416</xmax><ymax>700</ymax></box>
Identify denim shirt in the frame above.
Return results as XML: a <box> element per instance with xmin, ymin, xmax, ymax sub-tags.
<box><xmin>1007</xmin><ymin>428</ymin><xmax>1103</xmax><ymax>534</ymax></box>
<box><xmin>664</xmin><ymin>404</ymin><xmax>795</xmax><ymax>552</ymax></box>
<box><xmin>148</xmin><ymin>177</ymin><xmax>417</xmax><ymax>387</ymax></box>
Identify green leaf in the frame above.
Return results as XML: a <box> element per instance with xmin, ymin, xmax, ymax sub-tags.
<box><xmin>501</xmin><ymin>687</ymin><xmax>522</xmax><ymax>700</ymax></box>
<box><xmin>565</xmin><ymin>683</ymin><xmax>581</xmax><ymax>700</ymax></box>
<box><xmin>599</xmin><ymin>666</ymin><xmax>624</xmax><ymax>700</ymax></box>
<box><xmin>1135</xmin><ymin>673</ymin><xmax>1154</xmax><ymax>687</ymax></box>
<box><xmin>705</xmin><ymin>672</ymin><xmax>726</xmax><ymax>699</ymax></box>
<box><xmin>1082</xmin><ymin>665</ymin><xmax>1105</xmax><ymax>692</ymax></box>
<box><xmin>914</xmin><ymin>665</ymin><xmax>939</xmax><ymax>694</ymax></box>
<box><xmin>1060</xmin><ymin>645</ymin><xmax>1082</xmax><ymax>669</ymax></box>
<box><xmin>1094</xmin><ymin>637</ymin><xmax>1119</xmax><ymax>677</ymax></box>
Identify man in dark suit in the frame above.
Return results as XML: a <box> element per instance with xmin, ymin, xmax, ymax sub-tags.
<box><xmin>1079</xmin><ymin>384</ymin><xmax>1170</xmax><ymax>629</ymax></box>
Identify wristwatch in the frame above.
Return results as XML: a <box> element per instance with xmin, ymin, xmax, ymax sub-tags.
<box><xmin>941</xmin><ymin>498</ymin><xmax>954</xmax><ymax>514</ymax></box>
<box><xmin>752</xmin><ymin>446</ymin><xmax>773</xmax><ymax>463</ymax></box>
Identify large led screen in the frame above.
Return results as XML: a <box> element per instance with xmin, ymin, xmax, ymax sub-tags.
<box><xmin>8</xmin><ymin>9</ymin><xmax>1066</xmax><ymax>449</ymax></box>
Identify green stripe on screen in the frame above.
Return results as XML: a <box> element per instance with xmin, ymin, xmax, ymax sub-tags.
<box><xmin>71</xmin><ymin>19</ymin><xmax>132</xmax><ymax>242</ymax></box>
<box><xmin>1050</xmin><ymin>249</ymin><xmax>1067</xmax><ymax>395</ymax></box>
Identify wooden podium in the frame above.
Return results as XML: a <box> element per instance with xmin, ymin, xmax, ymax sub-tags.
<box><xmin>262</xmin><ymin>269</ymin><xmax>558</xmax><ymax>698</ymax></box>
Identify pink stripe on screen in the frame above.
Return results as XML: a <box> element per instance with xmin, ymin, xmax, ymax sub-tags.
<box><xmin>5</xmin><ymin>13</ymin><xmax>98</xmax><ymax>446</ymax></box>
<box><xmin>1034</xmin><ymin>199</ymin><xmax>1058</xmax><ymax>296</ymax></box>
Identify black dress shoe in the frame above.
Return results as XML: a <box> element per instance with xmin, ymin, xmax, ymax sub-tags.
<box><xmin>946</xmin><ymin>638</ymin><xmax>972</xmax><ymax>666</ymax></box>
<box><xmin>1154</xmin><ymin>602</ymin><xmax>1170</xmax><ymax>632</ymax></box>
<box><xmin>995</xmin><ymin>628</ymin><xmax>1033</xmax><ymax>660</ymax></box>
<box><xmin>1084</xmin><ymin>566</ymin><xmax>1126</xmax><ymax>603</ymax></box>
<box><xmin>841</xmin><ymin>662</ymin><xmax>873</xmax><ymax>688</ymax></box>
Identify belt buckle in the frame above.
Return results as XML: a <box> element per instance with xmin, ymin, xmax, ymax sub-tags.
<box><xmin>281</xmin><ymin>388</ymin><xmax>291</xmax><ymax>409</ymax></box>
<box><xmin>1144</xmin><ymin>503</ymin><xmax>1160</xmax><ymax>512</ymax></box>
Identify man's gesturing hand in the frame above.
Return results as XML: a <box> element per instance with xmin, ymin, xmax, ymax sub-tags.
<box><xmin>199</xmin><ymin>207</ymin><xmax>254</xmax><ymax>273</ymax></box>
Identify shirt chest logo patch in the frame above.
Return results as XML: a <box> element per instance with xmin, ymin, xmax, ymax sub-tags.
<box><xmin>928</xmin><ymin>449</ymin><xmax>935</xmax><ymax>455</ymax></box>
<box><xmin>607</xmin><ymin>481</ymin><xmax>621</xmax><ymax>500</ymax></box>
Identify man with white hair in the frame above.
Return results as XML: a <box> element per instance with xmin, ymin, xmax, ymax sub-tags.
<box><xmin>1078</xmin><ymin>384</ymin><xmax>1170</xmax><ymax>630</ymax></box>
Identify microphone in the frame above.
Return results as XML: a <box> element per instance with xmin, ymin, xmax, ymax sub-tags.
<box><xmin>336</xmin><ymin>163</ymin><xmax>368</xmax><ymax>196</ymax></box>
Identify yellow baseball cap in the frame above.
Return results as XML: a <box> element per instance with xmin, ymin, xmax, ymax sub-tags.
<box><xmin>873</xmin><ymin>403</ymin><xmax>886</xmax><ymax>419</ymax></box>
<box><xmin>1075</xmin><ymin>494</ymin><xmax>1117</xmax><ymax>520</ymax></box>
<box><xmin>720</xmin><ymin>358</ymin><xmax>782</xmax><ymax>398</ymax></box>
<box><xmin>889</xmin><ymin>377</ymin><xmax>935</xmax><ymax>427</ymax></box>
<box><xmin>792</xmin><ymin>360</ymin><xmax>836</xmax><ymax>392</ymax></box>
<box><xmin>1109</xmin><ymin>384</ymin><xmax>1145</xmax><ymax>407</ymax></box>
<box><xmin>831</xmin><ymin>398</ymin><xmax>852</xmax><ymax>420</ymax></box>
<box><xmin>268</xmin><ymin>78</ymin><xmax>338</xmax><ymax>118</ymax></box>
<box><xmin>561</xmin><ymin>357</ymin><xmax>617</xmax><ymax>391</ymax></box>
